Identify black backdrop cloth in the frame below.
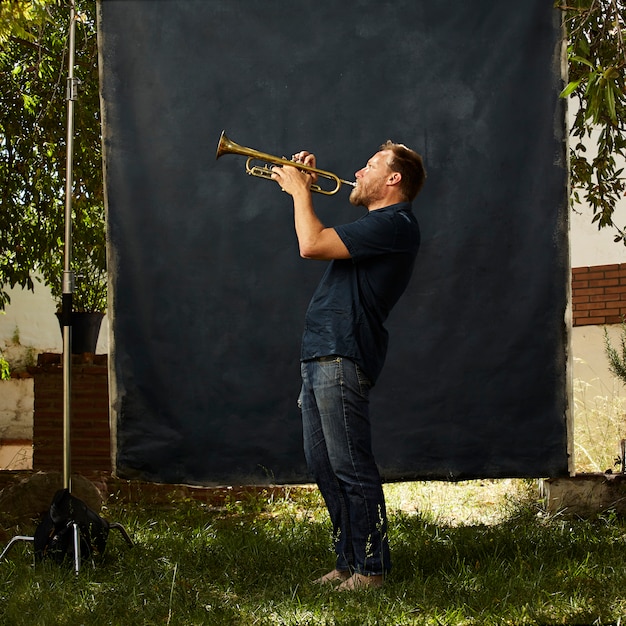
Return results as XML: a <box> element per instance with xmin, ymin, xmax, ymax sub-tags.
<box><xmin>97</xmin><ymin>1</ymin><xmax>570</xmax><ymax>485</ymax></box>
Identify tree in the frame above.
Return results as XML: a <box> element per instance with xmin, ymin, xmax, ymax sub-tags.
<box><xmin>556</xmin><ymin>0</ymin><xmax>626</xmax><ymax>242</ymax></box>
<box><xmin>0</xmin><ymin>0</ymin><xmax>105</xmax><ymax>311</ymax></box>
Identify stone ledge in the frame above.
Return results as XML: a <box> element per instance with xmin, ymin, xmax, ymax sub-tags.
<box><xmin>0</xmin><ymin>470</ymin><xmax>316</xmax><ymax>518</ymax></box>
<box><xmin>543</xmin><ymin>473</ymin><xmax>626</xmax><ymax>517</ymax></box>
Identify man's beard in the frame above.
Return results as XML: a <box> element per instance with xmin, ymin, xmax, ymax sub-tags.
<box><xmin>349</xmin><ymin>185</ymin><xmax>365</xmax><ymax>207</ymax></box>
<box><xmin>349</xmin><ymin>181</ymin><xmax>383</xmax><ymax>207</ymax></box>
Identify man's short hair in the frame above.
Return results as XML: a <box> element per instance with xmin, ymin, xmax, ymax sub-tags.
<box><xmin>380</xmin><ymin>140</ymin><xmax>426</xmax><ymax>201</ymax></box>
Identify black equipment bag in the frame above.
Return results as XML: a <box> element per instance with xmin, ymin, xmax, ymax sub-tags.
<box><xmin>34</xmin><ymin>489</ymin><xmax>110</xmax><ymax>564</ymax></box>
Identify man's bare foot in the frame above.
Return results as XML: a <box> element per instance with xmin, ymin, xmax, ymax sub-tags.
<box><xmin>312</xmin><ymin>569</ymin><xmax>351</xmax><ymax>585</ymax></box>
<box><xmin>337</xmin><ymin>572</ymin><xmax>384</xmax><ymax>591</ymax></box>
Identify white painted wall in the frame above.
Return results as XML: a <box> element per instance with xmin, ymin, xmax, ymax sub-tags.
<box><xmin>570</xmin><ymin>203</ymin><xmax>626</xmax><ymax>268</ymax></box>
<box><xmin>0</xmin><ymin>281</ymin><xmax>108</xmax><ymax>357</ymax></box>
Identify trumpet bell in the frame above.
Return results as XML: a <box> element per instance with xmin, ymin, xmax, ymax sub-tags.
<box><xmin>216</xmin><ymin>131</ymin><xmax>244</xmax><ymax>160</ymax></box>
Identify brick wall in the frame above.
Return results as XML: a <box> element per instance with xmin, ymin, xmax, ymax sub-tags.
<box><xmin>32</xmin><ymin>353</ymin><xmax>111</xmax><ymax>474</ymax></box>
<box><xmin>572</xmin><ymin>263</ymin><xmax>626</xmax><ymax>326</ymax></box>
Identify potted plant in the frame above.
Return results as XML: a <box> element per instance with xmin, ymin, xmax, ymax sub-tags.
<box><xmin>41</xmin><ymin>203</ymin><xmax>108</xmax><ymax>354</ymax></box>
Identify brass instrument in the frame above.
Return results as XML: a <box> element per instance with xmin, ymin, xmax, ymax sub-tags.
<box><xmin>215</xmin><ymin>131</ymin><xmax>356</xmax><ymax>196</ymax></box>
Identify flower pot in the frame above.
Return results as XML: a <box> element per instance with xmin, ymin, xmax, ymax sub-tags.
<box><xmin>56</xmin><ymin>312</ymin><xmax>105</xmax><ymax>354</ymax></box>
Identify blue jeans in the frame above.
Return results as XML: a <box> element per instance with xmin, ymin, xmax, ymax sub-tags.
<box><xmin>299</xmin><ymin>356</ymin><xmax>391</xmax><ymax>576</ymax></box>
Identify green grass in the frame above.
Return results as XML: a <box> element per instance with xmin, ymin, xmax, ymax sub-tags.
<box><xmin>2</xmin><ymin>481</ymin><xmax>626</xmax><ymax>625</ymax></box>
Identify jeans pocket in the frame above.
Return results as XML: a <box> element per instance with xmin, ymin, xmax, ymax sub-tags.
<box><xmin>354</xmin><ymin>363</ymin><xmax>372</xmax><ymax>394</ymax></box>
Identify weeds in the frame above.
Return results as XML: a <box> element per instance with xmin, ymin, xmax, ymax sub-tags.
<box><xmin>0</xmin><ymin>351</ymin><xmax>8</xmax><ymax>380</ymax></box>
<box><xmin>1</xmin><ymin>482</ymin><xmax>626</xmax><ymax>625</ymax></box>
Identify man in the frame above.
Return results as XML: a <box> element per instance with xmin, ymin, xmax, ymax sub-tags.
<box><xmin>271</xmin><ymin>140</ymin><xmax>425</xmax><ymax>591</ymax></box>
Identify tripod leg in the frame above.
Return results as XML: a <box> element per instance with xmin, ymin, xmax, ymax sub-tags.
<box><xmin>109</xmin><ymin>522</ymin><xmax>134</xmax><ymax>548</ymax></box>
<box><xmin>72</xmin><ymin>523</ymin><xmax>81</xmax><ymax>575</ymax></box>
<box><xmin>0</xmin><ymin>536</ymin><xmax>34</xmax><ymax>561</ymax></box>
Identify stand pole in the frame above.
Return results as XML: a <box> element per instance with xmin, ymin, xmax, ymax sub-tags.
<box><xmin>62</xmin><ymin>0</ymin><xmax>78</xmax><ymax>493</ymax></box>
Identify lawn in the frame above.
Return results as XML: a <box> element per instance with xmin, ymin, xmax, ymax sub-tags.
<box><xmin>1</xmin><ymin>478</ymin><xmax>626</xmax><ymax>625</ymax></box>
<box><xmin>1</xmin><ymin>376</ymin><xmax>626</xmax><ymax>625</ymax></box>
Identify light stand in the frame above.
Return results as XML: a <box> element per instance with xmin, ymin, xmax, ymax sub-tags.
<box><xmin>61</xmin><ymin>0</ymin><xmax>79</xmax><ymax>494</ymax></box>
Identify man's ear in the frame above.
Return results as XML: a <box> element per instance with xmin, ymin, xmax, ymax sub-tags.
<box><xmin>387</xmin><ymin>172</ymin><xmax>402</xmax><ymax>186</ymax></box>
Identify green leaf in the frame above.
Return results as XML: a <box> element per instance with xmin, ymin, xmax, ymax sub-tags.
<box><xmin>606</xmin><ymin>81</ymin><xmax>617</xmax><ymax>122</ymax></box>
<box><xmin>560</xmin><ymin>78</ymin><xmax>583</xmax><ymax>98</ymax></box>
<box><xmin>569</xmin><ymin>54</ymin><xmax>595</xmax><ymax>69</ymax></box>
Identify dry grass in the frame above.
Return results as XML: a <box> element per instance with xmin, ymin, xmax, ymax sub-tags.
<box><xmin>573</xmin><ymin>374</ymin><xmax>626</xmax><ymax>473</ymax></box>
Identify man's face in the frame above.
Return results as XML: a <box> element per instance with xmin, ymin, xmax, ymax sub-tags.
<box><xmin>349</xmin><ymin>150</ymin><xmax>393</xmax><ymax>208</ymax></box>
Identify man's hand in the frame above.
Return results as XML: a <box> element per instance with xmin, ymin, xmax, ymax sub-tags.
<box><xmin>271</xmin><ymin>151</ymin><xmax>318</xmax><ymax>196</ymax></box>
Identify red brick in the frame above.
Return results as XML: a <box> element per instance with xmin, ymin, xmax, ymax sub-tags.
<box><xmin>581</xmin><ymin>317</ymin><xmax>607</xmax><ymax>325</ymax></box>
<box><xmin>606</xmin><ymin>285</ymin><xmax>626</xmax><ymax>294</ymax></box>
<box><xmin>577</xmin><ymin>287</ymin><xmax>605</xmax><ymax>297</ymax></box>
<box><xmin>589</xmin><ymin>278</ymin><xmax>619</xmax><ymax>288</ymax></box>
<box><xmin>594</xmin><ymin>263</ymin><xmax>620</xmax><ymax>272</ymax></box>
<box><xmin>590</xmin><ymin>294</ymin><xmax>620</xmax><ymax>303</ymax></box>
<box><xmin>575</xmin><ymin>302</ymin><xmax>604</xmax><ymax>311</ymax></box>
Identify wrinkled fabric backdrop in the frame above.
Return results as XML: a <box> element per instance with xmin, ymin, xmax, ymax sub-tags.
<box><xmin>97</xmin><ymin>0</ymin><xmax>569</xmax><ymax>485</ymax></box>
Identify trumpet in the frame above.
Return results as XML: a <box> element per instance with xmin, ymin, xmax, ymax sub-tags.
<box><xmin>215</xmin><ymin>131</ymin><xmax>356</xmax><ymax>196</ymax></box>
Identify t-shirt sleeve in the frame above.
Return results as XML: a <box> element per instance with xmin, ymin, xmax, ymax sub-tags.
<box><xmin>334</xmin><ymin>211</ymin><xmax>399</xmax><ymax>261</ymax></box>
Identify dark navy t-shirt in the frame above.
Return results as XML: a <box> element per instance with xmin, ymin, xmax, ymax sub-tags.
<box><xmin>301</xmin><ymin>201</ymin><xmax>420</xmax><ymax>383</ymax></box>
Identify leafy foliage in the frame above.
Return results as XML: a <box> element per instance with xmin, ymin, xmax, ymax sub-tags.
<box><xmin>0</xmin><ymin>0</ymin><xmax>105</xmax><ymax>311</ymax></box>
<box><xmin>557</xmin><ymin>0</ymin><xmax>626</xmax><ymax>242</ymax></box>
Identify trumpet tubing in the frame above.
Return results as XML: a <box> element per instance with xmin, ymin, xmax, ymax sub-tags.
<box><xmin>215</xmin><ymin>131</ymin><xmax>355</xmax><ymax>195</ymax></box>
